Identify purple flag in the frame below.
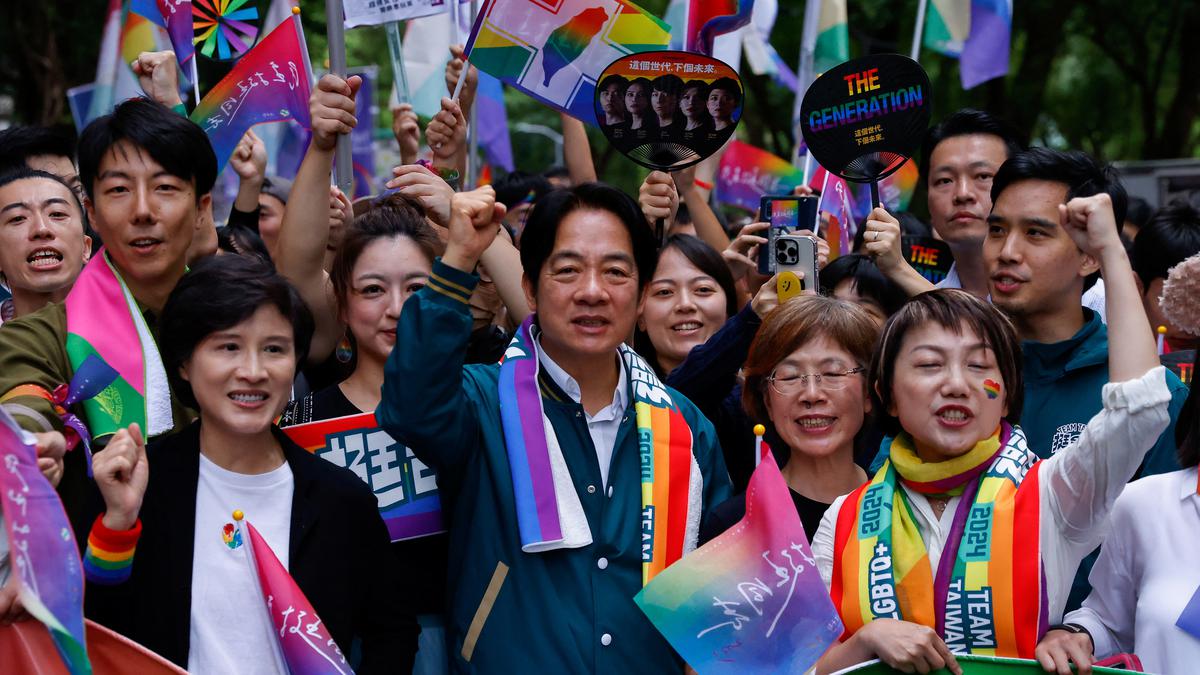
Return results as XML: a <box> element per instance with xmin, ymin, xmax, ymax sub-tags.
<box><xmin>475</xmin><ymin>72</ymin><xmax>514</xmax><ymax>172</ymax></box>
<box><xmin>960</xmin><ymin>0</ymin><xmax>1011</xmax><ymax>89</ymax></box>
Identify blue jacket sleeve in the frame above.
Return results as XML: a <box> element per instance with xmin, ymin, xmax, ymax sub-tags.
<box><xmin>667</xmin><ymin>304</ymin><xmax>761</xmax><ymax>409</ymax></box>
<box><xmin>376</xmin><ymin>260</ymin><xmax>483</xmax><ymax>474</ymax></box>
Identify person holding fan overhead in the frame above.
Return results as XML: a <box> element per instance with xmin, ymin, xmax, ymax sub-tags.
<box><xmin>811</xmin><ymin>192</ymin><xmax>1173</xmax><ymax>674</ymax></box>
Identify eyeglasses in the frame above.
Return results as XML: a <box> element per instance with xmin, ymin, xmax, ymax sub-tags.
<box><xmin>767</xmin><ymin>367</ymin><xmax>865</xmax><ymax>395</ymax></box>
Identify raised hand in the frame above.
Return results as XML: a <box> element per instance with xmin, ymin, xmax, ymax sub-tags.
<box><xmin>33</xmin><ymin>430</ymin><xmax>67</xmax><ymax>487</ymax></box>
<box><xmin>1059</xmin><ymin>193</ymin><xmax>1123</xmax><ymax>258</ymax></box>
<box><xmin>230</xmin><ymin>129</ymin><xmax>268</xmax><ymax>183</ymax></box>
<box><xmin>442</xmin><ymin>187</ymin><xmax>506</xmax><ymax>273</ymax></box>
<box><xmin>131</xmin><ymin>51</ymin><xmax>183</xmax><ymax>108</ymax></box>
<box><xmin>391</xmin><ymin>103</ymin><xmax>421</xmax><ymax>166</ymax></box>
<box><xmin>426</xmin><ymin>97</ymin><xmax>467</xmax><ymax>162</ymax></box>
<box><xmin>92</xmin><ymin>423</ymin><xmax>149</xmax><ymax>532</ymax></box>
<box><xmin>638</xmin><ymin>170</ymin><xmax>679</xmax><ymax>227</ymax></box>
<box><xmin>722</xmin><ymin>221</ymin><xmax>768</xmax><ymax>282</ymax></box>
<box><xmin>388</xmin><ymin>165</ymin><xmax>455</xmax><ymax>229</ymax></box>
<box><xmin>309</xmin><ymin>74</ymin><xmax>362</xmax><ymax>152</ymax></box>
<box><xmin>444</xmin><ymin>44</ymin><xmax>478</xmax><ymax>113</ymax></box>
<box><xmin>861</xmin><ymin>206</ymin><xmax>905</xmax><ymax>274</ymax></box>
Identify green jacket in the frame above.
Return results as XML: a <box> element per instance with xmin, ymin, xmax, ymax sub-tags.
<box><xmin>377</xmin><ymin>260</ymin><xmax>732</xmax><ymax>674</ymax></box>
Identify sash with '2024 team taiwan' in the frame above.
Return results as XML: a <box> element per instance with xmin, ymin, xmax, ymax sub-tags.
<box><xmin>282</xmin><ymin>412</ymin><xmax>444</xmax><ymax>541</ymax></box>
<box><xmin>830</xmin><ymin>424</ymin><xmax>1047</xmax><ymax>658</ymax></box>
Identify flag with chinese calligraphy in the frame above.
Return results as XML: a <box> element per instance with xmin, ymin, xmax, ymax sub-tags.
<box><xmin>463</xmin><ymin>0</ymin><xmax>671</xmax><ymax>124</ymax></box>
<box><xmin>281</xmin><ymin>413</ymin><xmax>444</xmax><ymax>542</ymax></box>
<box><xmin>634</xmin><ymin>444</ymin><xmax>842</xmax><ymax>674</ymax></box>
<box><xmin>715</xmin><ymin>140</ymin><xmax>807</xmax><ymax>212</ymax></box>
<box><xmin>189</xmin><ymin>12</ymin><xmax>312</xmax><ymax>170</ymax></box>
<box><xmin>242</xmin><ymin>519</ymin><xmax>351</xmax><ymax>675</ymax></box>
<box><xmin>0</xmin><ymin>407</ymin><xmax>89</xmax><ymax>674</ymax></box>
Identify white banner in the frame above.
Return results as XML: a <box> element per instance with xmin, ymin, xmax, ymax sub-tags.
<box><xmin>343</xmin><ymin>0</ymin><xmax>448</xmax><ymax>29</ymax></box>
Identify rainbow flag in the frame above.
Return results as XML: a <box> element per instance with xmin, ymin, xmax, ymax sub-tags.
<box><xmin>683</xmin><ymin>0</ymin><xmax>754</xmax><ymax>56</ymax></box>
<box><xmin>129</xmin><ymin>0</ymin><xmax>194</xmax><ymax>66</ymax></box>
<box><xmin>813</xmin><ymin>0</ymin><xmax>848</xmax><ymax>74</ymax></box>
<box><xmin>634</xmin><ymin>442</ymin><xmax>842</xmax><ymax>673</ymax></box>
<box><xmin>281</xmin><ymin>413</ymin><xmax>445</xmax><ymax>542</ymax></box>
<box><xmin>817</xmin><ymin>169</ymin><xmax>855</xmax><ymax>259</ymax></box>
<box><xmin>463</xmin><ymin>0</ymin><xmax>671</xmax><ymax>124</ymax></box>
<box><xmin>960</xmin><ymin>0</ymin><xmax>1011</xmax><ymax>89</ymax></box>
<box><xmin>0</xmin><ymin>406</ymin><xmax>90</xmax><ymax>674</ymax></box>
<box><xmin>189</xmin><ymin>13</ymin><xmax>312</xmax><ymax>170</ymax></box>
<box><xmin>242</xmin><ymin>519</ymin><xmax>351</xmax><ymax>674</ymax></box>
<box><xmin>923</xmin><ymin>0</ymin><xmax>970</xmax><ymax>57</ymax></box>
<box><xmin>716</xmin><ymin>140</ymin><xmax>807</xmax><ymax>212</ymax></box>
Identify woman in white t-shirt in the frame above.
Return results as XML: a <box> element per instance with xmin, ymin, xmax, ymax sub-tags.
<box><xmin>82</xmin><ymin>255</ymin><xmax>417</xmax><ymax>674</ymax></box>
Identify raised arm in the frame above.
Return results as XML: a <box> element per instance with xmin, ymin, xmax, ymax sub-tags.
<box><xmin>1043</xmin><ymin>193</ymin><xmax>1171</xmax><ymax>540</ymax></box>
<box><xmin>229</xmin><ymin>129</ymin><xmax>267</xmax><ymax>218</ymax></box>
<box><xmin>674</xmin><ymin>166</ymin><xmax>730</xmax><ymax>251</ymax></box>
<box><xmin>560</xmin><ymin>112</ymin><xmax>598</xmax><ymax>184</ymax></box>
<box><xmin>861</xmin><ymin>207</ymin><xmax>936</xmax><ymax>297</ymax></box>
<box><xmin>275</xmin><ymin>74</ymin><xmax>360</xmax><ymax>363</ymax></box>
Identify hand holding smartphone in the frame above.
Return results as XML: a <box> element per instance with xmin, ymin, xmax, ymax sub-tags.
<box><xmin>757</xmin><ymin>195</ymin><xmax>818</xmax><ymax>276</ymax></box>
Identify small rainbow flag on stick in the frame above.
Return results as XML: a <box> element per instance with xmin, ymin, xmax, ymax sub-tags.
<box><xmin>634</xmin><ymin>437</ymin><xmax>842</xmax><ymax>673</ymax></box>
<box><xmin>189</xmin><ymin>8</ymin><xmax>312</xmax><ymax>170</ymax></box>
<box><xmin>237</xmin><ymin>511</ymin><xmax>351</xmax><ymax>675</ymax></box>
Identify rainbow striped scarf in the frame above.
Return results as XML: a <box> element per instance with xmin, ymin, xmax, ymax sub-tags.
<box><xmin>498</xmin><ymin>316</ymin><xmax>702</xmax><ymax>585</ymax></box>
<box><xmin>830</xmin><ymin>423</ymin><xmax>1047</xmax><ymax>657</ymax></box>
<box><xmin>64</xmin><ymin>250</ymin><xmax>173</xmax><ymax>441</ymax></box>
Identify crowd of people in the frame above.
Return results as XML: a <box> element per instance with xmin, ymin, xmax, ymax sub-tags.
<box><xmin>0</xmin><ymin>43</ymin><xmax>1198</xmax><ymax>675</ymax></box>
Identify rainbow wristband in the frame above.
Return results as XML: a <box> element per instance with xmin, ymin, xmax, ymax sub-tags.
<box><xmin>83</xmin><ymin>515</ymin><xmax>142</xmax><ymax>585</ymax></box>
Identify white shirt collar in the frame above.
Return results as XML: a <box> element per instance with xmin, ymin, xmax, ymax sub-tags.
<box><xmin>535</xmin><ymin>336</ymin><xmax>628</xmax><ymax>414</ymax></box>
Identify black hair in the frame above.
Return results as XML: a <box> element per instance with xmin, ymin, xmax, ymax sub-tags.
<box><xmin>77</xmin><ymin>98</ymin><xmax>217</xmax><ymax>202</ymax></box>
<box><xmin>1132</xmin><ymin>200</ymin><xmax>1200</xmax><ymax>288</ymax></box>
<box><xmin>493</xmin><ymin>170</ymin><xmax>553</xmax><ymax>210</ymax></box>
<box><xmin>708</xmin><ymin>77</ymin><xmax>741</xmax><ymax>103</ymax></box>
<box><xmin>599</xmin><ymin>75</ymin><xmax>629</xmax><ymax>93</ymax></box>
<box><xmin>991</xmin><ymin>147</ymin><xmax>1129</xmax><ymax>226</ymax></box>
<box><xmin>159</xmin><ymin>255</ymin><xmax>314</xmax><ymax>410</ymax></box>
<box><xmin>519</xmin><ymin>182</ymin><xmax>658</xmax><ymax>293</ymax></box>
<box><xmin>1177</xmin><ymin>350</ymin><xmax>1200</xmax><ymax>467</ymax></box>
<box><xmin>682</xmin><ymin>79</ymin><xmax>709</xmax><ymax>94</ymax></box>
<box><xmin>919</xmin><ymin>108</ymin><xmax>1022</xmax><ymax>182</ymax></box>
<box><xmin>633</xmin><ymin>234</ymin><xmax>737</xmax><ymax>375</ymax></box>
<box><xmin>216</xmin><ymin>224</ymin><xmax>272</xmax><ymax>263</ymax></box>
<box><xmin>542</xmin><ymin>165</ymin><xmax>570</xmax><ymax>181</ymax></box>
<box><xmin>627</xmin><ymin>77</ymin><xmax>653</xmax><ymax>94</ymax></box>
<box><xmin>1125</xmin><ymin>196</ymin><xmax>1153</xmax><ymax>230</ymax></box>
<box><xmin>0</xmin><ymin>168</ymin><xmax>85</xmax><ymax>221</ymax></box>
<box><xmin>819</xmin><ymin>253</ymin><xmax>907</xmax><ymax>317</ymax></box>
<box><xmin>652</xmin><ymin>75</ymin><xmax>684</xmax><ymax>94</ymax></box>
<box><xmin>0</xmin><ymin>126</ymin><xmax>75</xmax><ymax>175</ymax></box>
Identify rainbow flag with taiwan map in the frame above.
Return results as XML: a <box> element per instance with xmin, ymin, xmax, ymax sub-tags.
<box><xmin>189</xmin><ymin>10</ymin><xmax>312</xmax><ymax>170</ymax></box>
<box><xmin>634</xmin><ymin>442</ymin><xmax>842</xmax><ymax>674</ymax></box>
<box><xmin>281</xmin><ymin>413</ymin><xmax>444</xmax><ymax>542</ymax></box>
<box><xmin>0</xmin><ymin>406</ymin><xmax>89</xmax><ymax>674</ymax></box>
<box><xmin>463</xmin><ymin>0</ymin><xmax>671</xmax><ymax>124</ymax></box>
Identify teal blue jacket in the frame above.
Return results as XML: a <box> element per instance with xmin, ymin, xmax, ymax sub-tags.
<box><xmin>377</xmin><ymin>260</ymin><xmax>732</xmax><ymax>674</ymax></box>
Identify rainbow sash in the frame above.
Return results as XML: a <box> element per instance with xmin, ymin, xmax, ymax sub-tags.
<box><xmin>830</xmin><ymin>423</ymin><xmax>1047</xmax><ymax>657</ymax></box>
<box><xmin>64</xmin><ymin>250</ymin><xmax>172</xmax><ymax>441</ymax></box>
<box><xmin>498</xmin><ymin>316</ymin><xmax>702</xmax><ymax>585</ymax></box>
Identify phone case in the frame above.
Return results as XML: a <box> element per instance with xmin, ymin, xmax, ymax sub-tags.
<box><xmin>758</xmin><ymin>196</ymin><xmax>818</xmax><ymax>275</ymax></box>
<box><xmin>775</xmin><ymin>234</ymin><xmax>819</xmax><ymax>302</ymax></box>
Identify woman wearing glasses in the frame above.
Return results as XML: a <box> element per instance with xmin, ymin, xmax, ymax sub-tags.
<box><xmin>700</xmin><ymin>295</ymin><xmax>878</xmax><ymax>542</ymax></box>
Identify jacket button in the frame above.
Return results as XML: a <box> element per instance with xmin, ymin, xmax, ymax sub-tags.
<box><xmin>597</xmin><ymin>557</ymin><xmax>608</xmax><ymax>570</ymax></box>
<box><xmin>587</xmin><ymin>484</ymin><xmax>596</xmax><ymax>494</ymax></box>
<box><xmin>606</xmin><ymin>485</ymin><xmax>614</xmax><ymax>498</ymax></box>
<box><xmin>600</xmin><ymin>633</ymin><xmax>612</xmax><ymax>646</ymax></box>
<box><xmin>575</xmin><ymin>411</ymin><xmax>582</xmax><ymax>418</ymax></box>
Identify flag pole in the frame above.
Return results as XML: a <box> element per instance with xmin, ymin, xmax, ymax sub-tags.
<box><xmin>189</xmin><ymin>59</ymin><xmax>201</xmax><ymax>107</ymax></box>
<box><xmin>792</xmin><ymin>0</ymin><xmax>822</xmax><ymax>166</ymax></box>
<box><xmin>325</xmin><ymin>0</ymin><xmax>354</xmax><ymax>193</ymax></box>
<box><xmin>466</xmin><ymin>0</ymin><xmax>480</xmax><ymax>188</ymax></box>
<box><xmin>385</xmin><ymin>22</ymin><xmax>410</xmax><ymax>104</ymax></box>
<box><xmin>910</xmin><ymin>0</ymin><xmax>929</xmax><ymax>62</ymax></box>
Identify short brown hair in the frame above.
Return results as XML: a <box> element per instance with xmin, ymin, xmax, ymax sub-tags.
<box><xmin>329</xmin><ymin>192</ymin><xmax>441</xmax><ymax>317</ymax></box>
<box><xmin>742</xmin><ymin>295</ymin><xmax>880</xmax><ymax>424</ymax></box>
<box><xmin>869</xmin><ymin>289</ymin><xmax>1023</xmax><ymax>436</ymax></box>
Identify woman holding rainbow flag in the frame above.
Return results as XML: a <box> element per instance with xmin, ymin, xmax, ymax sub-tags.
<box><xmin>811</xmin><ymin>193</ymin><xmax>1172</xmax><ymax>674</ymax></box>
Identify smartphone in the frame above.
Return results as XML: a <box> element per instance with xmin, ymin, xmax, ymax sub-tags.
<box><xmin>757</xmin><ymin>195</ymin><xmax>818</xmax><ymax>275</ymax></box>
<box><xmin>774</xmin><ymin>234</ymin><xmax>819</xmax><ymax>302</ymax></box>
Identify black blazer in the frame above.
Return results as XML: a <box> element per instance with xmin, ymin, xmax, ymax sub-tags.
<box><xmin>85</xmin><ymin>421</ymin><xmax>418</xmax><ymax>673</ymax></box>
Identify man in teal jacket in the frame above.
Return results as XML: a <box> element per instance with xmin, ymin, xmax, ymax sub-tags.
<box><xmin>378</xmin><ymin>184</ymin><xmax>731</xmax><ymax>673</ymax></box>
<box><xmin>984</xmin><ymin>148</ymin><xmax>1188</xmax><ymax>612</ymax></box>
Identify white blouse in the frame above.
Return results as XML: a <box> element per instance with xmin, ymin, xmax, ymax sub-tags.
<box><xmin>1065</xmin><ymin>467</ymin><xmax>1200</xmax><ymax>675</ymax></box>
<box><xmin>813</xmin><ymin>366</ymin><xmax>1172</xmax><ymax>627</ymax></box>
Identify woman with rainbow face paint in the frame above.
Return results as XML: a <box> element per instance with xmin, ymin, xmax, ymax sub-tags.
<box><xmin>811</xmin><ymin>194</ymin><xmax>1173</xmax><ymax>675</ymax></box>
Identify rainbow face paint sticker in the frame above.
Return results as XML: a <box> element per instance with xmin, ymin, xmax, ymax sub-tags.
<box><xmin>222</xmin><ymin>523</ymin><xmax>243</xmax><ymax>550</ymax></box>
<box><xmin>983</xmin><ymin>379</ymin><xmax>1001</xmax><ymax>399</ymax></box>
